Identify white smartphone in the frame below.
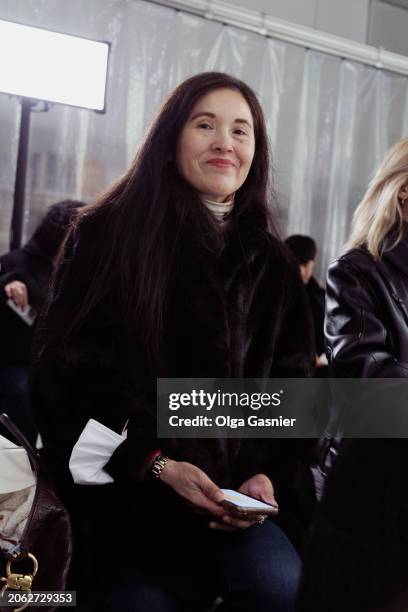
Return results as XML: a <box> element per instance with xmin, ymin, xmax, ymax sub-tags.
<box><xmin>6</xmin><ymin>299</ymin><xmax>37</xmax><ymax>326</ymax></box>
<box><xmin>220</xmin><ymin>489</ymin><xmax>279</xmax><ymax>516</ymax></box>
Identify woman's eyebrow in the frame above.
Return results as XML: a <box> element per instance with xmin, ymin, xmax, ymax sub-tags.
<box><xmin>190</xmin><ymin>111</ymin><xmax>253</xmax><ymax>127</ymax></box>
<box><xmin>190</xmin><ymin>112</ymin><xmax>216</xmax><ymax>121</ymax></box>
<box><xmin>235</xmin><ymin>118</ymin><xmax>253</xmax><ymax>128</ymax></box>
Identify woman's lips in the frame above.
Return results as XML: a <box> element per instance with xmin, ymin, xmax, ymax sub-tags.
<box><xmin>207</xmin><ymin>159</ymin><xmax>235</xmax><ymax>168</ymax></box>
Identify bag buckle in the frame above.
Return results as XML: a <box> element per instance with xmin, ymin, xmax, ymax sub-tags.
<box><xmin>3</xmin><ymin>573</ymin><xmax>33</xmax><ymax>590</ymax></box>
<box><xmin>0</xmin><ymin>553</ymin><xmax>38</xmax><ymax>611</ymax></box>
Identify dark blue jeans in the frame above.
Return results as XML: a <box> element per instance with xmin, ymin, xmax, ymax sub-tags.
<box><xmin>102</xmin><ymin>520</ymin><xmax>301</xmax><ymax>612</ymax></box>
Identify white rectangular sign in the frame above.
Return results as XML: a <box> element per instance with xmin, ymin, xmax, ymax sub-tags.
<box><xmin>0</xmin><ymin>19</ymin><xmax>109</xmax><ymax>111</ymax></box>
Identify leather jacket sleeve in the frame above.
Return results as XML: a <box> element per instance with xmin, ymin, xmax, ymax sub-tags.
<box><xmin>325</xmin><ymin>256</ymin><xmax>408</xmax><ymax>378</ymax></box>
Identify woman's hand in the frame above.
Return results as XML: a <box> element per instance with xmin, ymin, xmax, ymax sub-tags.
<box><xmin>238</xmin><ymin>473</ymin><xmax>276</xmax><ymax>506</ymax></box>
<box><xmin>208</xmin><ymin>473</ymin><xmax>277</xmax><ymax>532</ymax></box>
<box><xmin>4</xmin><ymin>281</ymin><xmax>28</xmax><ymax>310</ymax></box>
<box><xmin>160</xmin><ymin>460</ymin><xmax>225</xmax><ymax>518</ymax></box>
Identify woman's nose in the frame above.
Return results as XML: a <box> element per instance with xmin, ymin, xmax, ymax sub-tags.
<box><xmin>211</xmin><ymin>133</ymin><xmax>233</xmax><ymax>153</ymax></box>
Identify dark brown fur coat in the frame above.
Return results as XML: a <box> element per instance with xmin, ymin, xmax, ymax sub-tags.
<box><xmin>31</xmin><ymin>207</ymin><xmax>315</xmax><ymax>600</ymax></box>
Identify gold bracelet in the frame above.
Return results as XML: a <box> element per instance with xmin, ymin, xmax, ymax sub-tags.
<box><xmin>151</xmin><ymin>454</ymin><xmax>170</xmax><ymax>479</ymax></box>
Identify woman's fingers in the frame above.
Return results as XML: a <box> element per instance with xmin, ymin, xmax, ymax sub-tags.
<box><xmin>238</xmin><ymin>474</ymin><xmax>278</xmax><ymax>509</ymax></box>
<box><xmin>208</xmin><ymin>511</ymin><xmax>268</xmax><ymax>531</ymax></box>
<box><xmin>10</xmin><ymin>286</ymin><xmax>23</xmax><ymax>307</ymax></box>
<box><xmin>161</xmin><ymin>460</ymin><xmax>225</xmax><ymax>517</ymax></box>
<box><xmin>258</xmin><ymin>488</ymin><xmax>277</xmax><ymax>507</ymax></box>
<box><xmin>20</xmin><ymin>285</ymin><xmax>28</xmax><ymax>309</ymax></box>
<box><xmin>208</xmin><ymin>513</ymin><xmax>263</xmax><ymax>531</ymax></box>
<box><xmin>221</xmin><ymin>514</ymin><xmax>257</xmax><ymax>529</ymax></box>
<box><xmin>196</xmin><ymin>494</ymin><xmax>225</xmax><ymax>517</ymax></box>
<box><xmin>202</xmin><ymin>478</ymin><xmax>225</xmax><ymax>505</ymax></box>
<box><xmin>14</xmin><ymin>286</ymin><xmax>27</xmax><ymax>309</ymax></box>
<box><xmin>190</xmin><ymin>469</ymin><xmax>225</xmax><ymax>516</ymax></box>
<box><xmin>220</xmin><ymin>514</ymin><xmax>256</xmax><ymax>529</ymax></box>
<box><xmin>4</xmin><ymin>281</ymin><xmax>28</xmax><ymax>309</ymax></box>
<box><xmin>208</xmin><ymin>520</ymin><xmax>236</xmax><ymax>532</ymax></box>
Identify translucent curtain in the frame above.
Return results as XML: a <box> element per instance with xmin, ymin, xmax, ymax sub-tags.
<box><xmin>0</xmin><ymin>95</ymin><xmax>19</xmax><ymax>251</ymax></box>
<box><xmin>1</xmin><ymin>0</ymin><xmax>408</xmax><ymax>282</ymax></box>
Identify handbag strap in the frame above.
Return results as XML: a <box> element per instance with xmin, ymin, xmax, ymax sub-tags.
<box><xmin>0</xmin><ymin>413</ymin><xmax>39</xmax><ymax>474</ymax></box>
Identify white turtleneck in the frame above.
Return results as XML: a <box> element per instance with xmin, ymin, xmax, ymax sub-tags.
<box><xmin>201</xmin><ymin>196</ymin><xmax>234</xmax><ymax>224</ymax></box>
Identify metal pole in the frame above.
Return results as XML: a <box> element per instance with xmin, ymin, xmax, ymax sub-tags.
<box><xmin>10</xmin><ymin>97</ymin><xmax>33</xmax><ymax>250</ymax></box>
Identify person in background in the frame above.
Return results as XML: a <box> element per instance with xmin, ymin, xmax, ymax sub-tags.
<box><xmin>0</xmin><ymin>200</ymin><xmax>83</xmax><ymax>443</ymax></box>
<box><xmin>285</xmin><ymin>235</ymin><xmax>327</xmax><ymax>367</ymax></box>
<box><xmin>31</xmin><ymin>72</ymin><xmax>315</xmax><ymax>612</ymax></box>
<box><xmin>299</xmin><ymin>139</ymin><xmax>408</xmax><ymax>611</ymax></box>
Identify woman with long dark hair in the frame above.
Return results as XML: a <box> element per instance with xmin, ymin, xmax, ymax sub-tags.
<box><xmin>31</xmin><ymin>72</ymin><xmax>314</xmax><ymax>611</ymax></box>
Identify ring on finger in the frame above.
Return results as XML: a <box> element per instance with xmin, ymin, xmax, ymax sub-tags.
<box><xmin>257</xmin><ymin>515</ymin><xmax>266</xmax><ymax>525</ymax></box>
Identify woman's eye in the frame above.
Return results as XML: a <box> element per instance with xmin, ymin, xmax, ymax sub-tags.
<box><xmin>198</xmin><ymin>122</ymin><xmax>213</xmax><ymax>129</ymax></box>
<box><xmin>234</xmin><ymin>128</ymin><xmax>247</xmax><ymax>136</ymax></box>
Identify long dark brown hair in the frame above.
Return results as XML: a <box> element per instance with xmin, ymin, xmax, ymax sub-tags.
<box><xmin>66</xmin><ymin>72</ymin><xmax>277</xmax><ymax>364</ymax></box>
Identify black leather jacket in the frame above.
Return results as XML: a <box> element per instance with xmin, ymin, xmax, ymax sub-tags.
<box><xmin>325</xmin><ymin>233</ymin><xmax>408</xmax><ymax>378</ymax></box>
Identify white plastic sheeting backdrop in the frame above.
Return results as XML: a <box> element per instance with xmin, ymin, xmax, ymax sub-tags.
<box><xmin>0</xmin><ymin>0</ymin><xmax>408</xmax><ymax>280</ymax></box>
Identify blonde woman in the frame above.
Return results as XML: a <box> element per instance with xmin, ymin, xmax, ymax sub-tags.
<box><xmin>326</xmin><ymin>137</ymin><xmax>408</xmax><ymax>378</ymax></box>
<box><xmin>299</xmin><ymin>139</ymin><xmax>408</xmax><ymax>611</ymax></box>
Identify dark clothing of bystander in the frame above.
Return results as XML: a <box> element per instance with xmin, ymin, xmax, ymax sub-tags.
<box><xmin>305</xmin><ymin>276</ymin><xmax>326</xmax><ymax>358</ymax></box>
<box><xmin>0</xmin><ymin>239</ymin><xmax>52</xmax><ymax>367</ymax></box>
<box><xmin>0</xmin><ymin>239</ymin><xmax>52</xmax><ymax>442</ymax></box>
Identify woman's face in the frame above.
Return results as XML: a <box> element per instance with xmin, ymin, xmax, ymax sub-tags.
<box><xmin>176</xmin><ymin>88</ymin><xmax>256</xmax><ymax>203</ymax></box>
